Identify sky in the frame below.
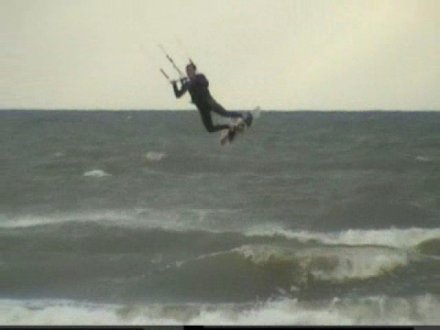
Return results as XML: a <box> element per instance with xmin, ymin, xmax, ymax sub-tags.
<box><xmin>1</xmin><ymin>0</ymin><xmax>439</xmax><ymax>111</ymax></box>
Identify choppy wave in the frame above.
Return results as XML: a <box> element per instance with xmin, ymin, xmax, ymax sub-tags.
<box><xmin>1</xmin><ymin>294</ymin><xmax>439</xmax><ymax>325</ymax></box>
<box><xmin>1</xmin><ymin>211</ymin><xmax>438</xmax><ymax>304</ymax></box>
<box><xmin>0</xmin><ymin>225</ymin><xmax>418</xmax><ymax>299</ymax></box>
<box><xmin>2</xmin><ymin>209</ymin><xmax>439</xmax><ymax>242</ymax></box>
<box><xmin>1</xmin><ymin>211</ymin><xmax>439</xmax><ymax>256</ymax></box>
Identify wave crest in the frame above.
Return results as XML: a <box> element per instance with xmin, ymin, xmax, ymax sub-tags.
<box><xmin>235</xmin><ymin>244</ymin><xmax>408</xmax><ymax>283</ymax></box>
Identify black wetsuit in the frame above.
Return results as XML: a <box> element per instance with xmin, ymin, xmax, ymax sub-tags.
<box><xmin>172</xmin><ymin>74</ymin><xmax>243</xmax><ymax>133</ymax></box>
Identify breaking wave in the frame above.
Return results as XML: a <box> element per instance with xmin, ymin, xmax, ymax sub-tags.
<box><xmin>1</xmin><ymin>294</ymin><xmax>439</xmax><ymax>325</ymax></box>
<box><xmin>246</xmin><ymin>226</ymin><xmax>440</xmax><ymax>249</ymax></box>
<box><xmin>176</xmin><ymin>243</ymin><xmax>409</xmax><ymax>286</ymax></box>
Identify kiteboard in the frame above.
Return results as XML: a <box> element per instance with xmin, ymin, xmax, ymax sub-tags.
<box><xmin>220</xmin><ymin>107</ymin><xmax>260</xmax><ymax>146</ymax></box>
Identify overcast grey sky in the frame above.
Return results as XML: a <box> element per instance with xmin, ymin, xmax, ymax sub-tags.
<box><xmin>1</xmin><ymin>0</ymin><xmax>439</xmax><ymax>110</ymax></box>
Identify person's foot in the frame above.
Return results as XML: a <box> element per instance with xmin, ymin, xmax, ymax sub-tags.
<box><xmin>227</xmin><ymin>129</ymin><xmax>236</xmax><ymax>142</ymax></box>
<box><xmin>244</xmin><ymin>112</ymin><xmax>253</xmax><ymax>127</ymax></box>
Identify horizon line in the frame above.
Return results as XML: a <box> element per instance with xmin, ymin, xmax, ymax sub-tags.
<box><xmin>1</xmin><ymin>108</ymin><xmax>439</xmax><ymax>112</ymax></box>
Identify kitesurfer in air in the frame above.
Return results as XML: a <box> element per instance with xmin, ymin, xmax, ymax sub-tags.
<box><xmin>172</xmin><ymin>62</ymin><xmax>252</xmax><ymax>140</ymax></box>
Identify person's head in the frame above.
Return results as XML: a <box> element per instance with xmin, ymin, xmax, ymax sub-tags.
<box><xmin>186</xmin><ymin>62</ymin><xmax>197</xmax><ymax>78</ymax></box>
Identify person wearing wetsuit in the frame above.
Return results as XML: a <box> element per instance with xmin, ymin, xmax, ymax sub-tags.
<box><xmin>172</xmin><ymin>62</ymin><xmax>251</xmax><ymax>137</ymax></box>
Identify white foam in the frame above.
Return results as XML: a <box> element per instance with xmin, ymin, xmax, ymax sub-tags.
<box><xmin>0</xmin><ymin>208</ymin><xmax>221</xmax><ymax>230</ymax></box>
<box><xmin>1</xmin><ymin>295</ymin><xmax>439</xmax><ymax>325</ymax></box>
<box><xmin>246</xmin><ymin>226</ymin><xmax>440</xmax><ymax>249</ymax></box>
<box><xmin>415</xmin><ymin>155</ymin><xmax>432</xmax><ymax>162</ymax></box>
<box><xmin>54</xmin><ymin>151</ymin><xmax>65</xmax><ymax>158</ymax></box>
<box><xmin>145</xmin><ymin>151</ymin><xmax>167</xmax><ymax>162</ymax></box>
<box><xmin>0</xmin><ymin>210</ymin><xmax>134</xmax><ymax>229</ymax></box>
<box><xmin>0</xmin><ymin>299</ymin><xmax>184</xmax><ymax>325</ymax></box>
<box><xmin>83</xmin><ymin>169</ymin><xmax>111</xmax><ymax>178</ymax></box>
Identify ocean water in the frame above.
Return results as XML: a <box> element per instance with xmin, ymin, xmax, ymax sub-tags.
<box><xmin>0</xmin><ymin>110</ymin><xmax>439</xmax><ymax>325</ymax></box>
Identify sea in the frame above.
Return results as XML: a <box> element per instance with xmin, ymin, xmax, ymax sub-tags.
<box><xmin>0</xmin><ymin>110</ymin><xmax>439</xmax><ymax>325</ymax></box>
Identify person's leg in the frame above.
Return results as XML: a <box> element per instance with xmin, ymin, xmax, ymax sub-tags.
<box><xmin>198</xmin><ymin>108</ymin><xmax>230</xmax><ymax>133</ymax></box>
<box><xmin>209</xmin><ymin>99</ymin><xmax>244</xmax><ymax>119</ymax></box>
<box><xmin>209</xmin><ymin>98</ymin><xmax>253</xmax><ymax>128</ymax></box>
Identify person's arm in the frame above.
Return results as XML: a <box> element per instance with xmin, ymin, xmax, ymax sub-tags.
<box><xmin>172</xmin><ymin>79</ymin><xmax>189</xmax><ymax>98</ymax></box>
